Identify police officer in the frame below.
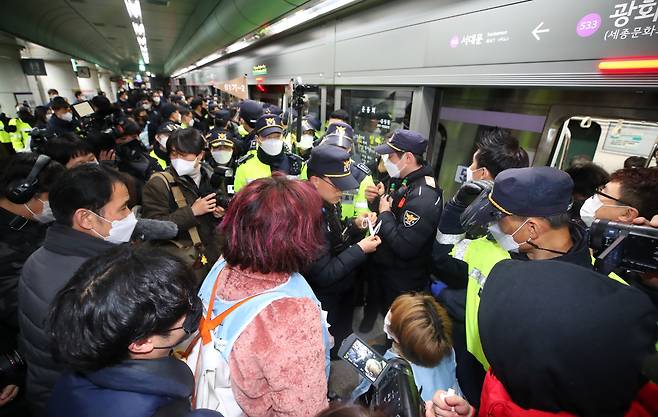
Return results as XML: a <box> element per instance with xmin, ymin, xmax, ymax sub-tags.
<box><xmin>233</xmin><ymin>114</ymin><xmax>304</xmax><ymax>193</ymax></box>
<box><xmin>322</xmin><ymin>122</ymin><xmax>376</xmax><ymax>220</ymax></box>
<box><xmin>435</xmin><ymin>166</ymin><xmax>627</xmax><ymax>406</ymax></box>
<box><xmin>206</xmin><ymin>129</ymin><xmax>237</xmax><ymax>197</ymax></box>
<box><xmin>235</xmin><ymin>100</ymin><xmax>263</xmax><ymax>157</ymax></box>
<box><xmin>9</xmin><ymin>107</ymin><xmax>33</xmax><ymax>152</ymax></box>
<box><xmin>150</xmin><ymin>122</ymin><xmax>179</xmax><ymax>169</ymax></box>
<box><xmin>294</xmin><ymin>116</ymin><xmax>320</xmax><ymax>160</ymax></box>
<box><xmin>370</xmin><ymin>130</ymin><xmax>443</xmax><ymax>312</ymax></box>
<box><xmin>304</xmin><ymin>145</ymin><xmax>381</xmax><ymax>356</ymax></box>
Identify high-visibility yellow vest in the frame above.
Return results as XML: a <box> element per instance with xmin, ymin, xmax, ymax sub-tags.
<box><xmin>9</xmin><ymin>118</ymin><xmax>31</xmax><ymax>151</ymax></box>
<box><xmin>149</xmin><ymin>150</ymin><xmax>167</xmax><ymax>170</ymax></box>
<box><xmin>0</xmin><ymin>120</ymin><xmax>11</xmax><ymax>144</ymax></box>
<box><xmin>452</xmin><ymin>236</ymin><xmax>628</xmax><ymax>370</ymax></box>
<box><xmin>341</xmin><ymin>174</ymin><xmax>375</xmax><ymax>219</ymax></box>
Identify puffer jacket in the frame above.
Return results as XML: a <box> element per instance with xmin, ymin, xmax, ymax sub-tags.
<box><xmin>18</xmin><ymin>223</ymin><xmax>116</xmax><ymax>416</ymax></box>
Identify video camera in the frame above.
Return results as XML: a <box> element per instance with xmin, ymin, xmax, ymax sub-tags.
<box><xmin>29</xmin><ymin>127</ymin><xmax>57</xmax><ymax>154</ymax></box>
<box><xmin>589</xmin><ymin>219</ymin><xmax>658</xmax><ymax>276</ymax></box>
<box><xmin>339</xmin><ymin>334</ymin><xmax>424</xmax><ymax>417</ymax></box>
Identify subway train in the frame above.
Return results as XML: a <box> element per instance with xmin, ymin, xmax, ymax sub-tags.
<box><xmin>170</xmin><ymin>0</ymin><xmax>658</xmax><ymax>199</ymax></box>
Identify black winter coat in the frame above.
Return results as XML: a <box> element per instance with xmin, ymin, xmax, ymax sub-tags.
<box><xmin>18</xmin><ymin>224</ymin><xmax>116</xmax><ymax>416</ymax></box>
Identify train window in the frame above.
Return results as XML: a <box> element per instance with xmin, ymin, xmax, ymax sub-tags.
<box><xmin>552</xmin><ymin>116</ymin><xmax>658</xmax><ymax>172</ymax></box>
<box><xmin>340</xmin><ymin>89</ymin><xmax>413</xmax><ymax>167</ymax></box>
<box><xmin>435</xmin><ymin>108</ymin><xmax>544</xmax><ymax>200</ymax></box>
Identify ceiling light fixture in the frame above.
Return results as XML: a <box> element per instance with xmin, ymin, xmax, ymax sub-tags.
<box><xmin>171</xmin><ymin>0</ymin><xmax>359</xmax><ymax>77</ymax></box>
<box><xmin>124</xmin><ymin>0</ymin><xmax>150</xmax><ymax>65</ymax></box>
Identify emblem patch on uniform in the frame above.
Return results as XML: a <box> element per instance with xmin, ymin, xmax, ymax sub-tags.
<box><xmin>265</xmin><ymin>117</ymin><xmax>276</xmax><ymax>126</ymax></box>
<box><xmin>403</xmin><ymin>210</ymin><xmax>420</xmax><ymax>227</ymax></box>
<box><xmin>335</xmin><ymin>125</ymin><xmax>347</xmax><ymax>135</ymax></box>
<box><xmin>343</xmin><ymin>159</ymin><xmax>351</xmax><ymax>173</ymax></box>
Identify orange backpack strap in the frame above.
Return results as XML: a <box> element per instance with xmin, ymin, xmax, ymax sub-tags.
<box><xmin>198</xmin><ymin>268</ymin><xmax>262</xmax><ymax>345</ymax></box>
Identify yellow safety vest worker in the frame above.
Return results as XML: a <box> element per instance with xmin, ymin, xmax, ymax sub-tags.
<box><xmin>0</xmin><ymin>120</ymin><xmax>11</xmax><ymax>145</ymax></box>
<box><xmin>452</xmin><ymin>236</ymin><xmax>627</xmax><ymax>370</ymax></box>
<box><xmin>9</xmin><ymin>118</ymin><xmax>31</xmax><ymax>152</ymax></box>
<box><xmin>341</xmin><ymin>162</ymin><xmax>375</xmax><ymax>219</ymax></box>
<box><xmin>233</xmin><ymin>153</ymin><xmax>305</xmax><ymax>193</ymax></box>
<box><xmin>149</xmin><ymin>150</ymin><xmax>167</xmax><ymax>170</ymax></box>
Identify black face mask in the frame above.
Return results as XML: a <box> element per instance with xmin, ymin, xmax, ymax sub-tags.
<box><xmin>153</xmin><ymin>295</ymin><xmax>203</xmax><ymax>350</ymax></box>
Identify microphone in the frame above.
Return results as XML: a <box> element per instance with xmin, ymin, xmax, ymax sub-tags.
<box><xmin>132</xmin><ymin>218</ymin><xmax>178</xmax><ymax>241</ymax></box>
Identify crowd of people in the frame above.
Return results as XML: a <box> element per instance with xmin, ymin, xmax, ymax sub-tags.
<box><xmin>0</xmin><ymin>85</ymin><xmax>657</xmax><ymax>417</ymax></box>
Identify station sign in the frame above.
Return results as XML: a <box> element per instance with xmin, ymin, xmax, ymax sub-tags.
<box><xmin>252</xmin><ymin>64</ymin><xmax>268</xmax><ymax>75</ymax></box>
<box><xmin>427</xmin><ymin>0</ymin><xmax>658</xmax><ymax>67</ymax></box>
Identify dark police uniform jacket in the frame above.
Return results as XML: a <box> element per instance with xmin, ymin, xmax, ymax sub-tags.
<box><xmin>372</xmin><ymin>165</ymin><xmax>443</xmax><ymax>300</ymax></box>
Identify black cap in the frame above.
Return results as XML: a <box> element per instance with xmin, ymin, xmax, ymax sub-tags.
<box><xmin>239</xmin><ymin>100</ymin><xmax>263</xmax><ymax>126</ymax></box>
<box><xmin>307</xmin><ymin>146</ymin><xmax>359</xmax><ymax>191</ymax></box>
<box><xmin>325</xmin><ymin>122</ymin><xmax>353</xmax><ymax>139</ymax></box>
<box><xmin>263</xmin><ymin>103</ymin><xmax>283</xmax><ymax>116</ymax></box>
<box><xmin>213</xmin><ymin>109</ymin><xmax>230</xmax><ymax>125</ymax></box>
<box><xmin>160</xmin><ymin>103</ymin><xmax>179</xmax><ymax>120</ymax></box>
<box><xmin>480</xmin><ymin>259</ymin><xmax>657</xmax><ymax>416</ymax></box>
<box><xmin>302</xmin><ymin>116</ymin><xmax>321</xmax><ymax>132</ymax></box>
<box><xmin>208</xmin><ymin>130</ymin><xmax>234</xmax><ymax>149</ymax></box>
<box><xmin>490</xmin><ymin>167</ymin><xmax>573</xmax><ymax>217</ymax></box>
<box><xmin>255</xmin><ymin>114</ymin><xmax>284</xmax><ymax>137</ymax></box>
<box><xmin>375</xmin><ymin>129</ymin><xmax>427</xmax><ymax>155</ymax></box>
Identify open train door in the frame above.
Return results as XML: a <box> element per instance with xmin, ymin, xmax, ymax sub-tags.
<box><xmin>550</xmin><ymin>116</ymin><xmax>658</xmax><ymax>172</ymax></box>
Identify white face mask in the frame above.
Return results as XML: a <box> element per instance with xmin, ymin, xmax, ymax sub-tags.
<box><xmin>579</xmin><ymin>194</ymin><xmax>630</xmax><ymax>227</ymax></box>
<box><xmin>60</xmin><ymin>112</ymin><xmax>73</xmax><ymax>122</ymax></box>
<box><xmin>171</xmin><ymin>157</ymin><xmax>200</xmax><ymax>177</ymax></box>
<box><xmin>153</xmin><ymin>96</ymin><xmax>161</xmax><ymax>104</ymax></box>
<box><xmin>382</xmin><ymin>153</ymin><xmax>405</xmax><ymax>178</ymax></box>
<box><xmin>186</xmin><ymin>119</ymin><xmax>195</xmax><ymax>127</ymax></box>
<box><xmin>487</xmin><ymin>219</ymin><xmax>529</xmax><ymax>253</ymax></box>
<box><xmin>24</xmin><ymin>199</ymin><xmax>55</xmax><ymax>224</ymax></box>
<box><xmin>260</xmin><ymin>138</ymin><xmax>284</xmax><ymax>156</ymax></box>
<box><xmin>212</xmin><ymin>150</ymin><xmax>233</xmax><ymax>165</ymax></box>
<box><xmin>90</xmin><ymin>211</ymin><xmax>137</xmax><ymax>244</ymax></box>
<box><xmin>46</xmin><ymin>113</ymin><xmax>52</xmax><ymax>121</ymax></box>
<box><xmin>298</xmin><ymin>134</ymin><xmax>315</xmax><ymax>150</ymax></box>
<box><xmin>156</xmin><ymin>135</ymin><xmax>168</xmax><ymax>150</ymax></box>
<box><xmin>142</xmin><ymin>103</ymin><xmax>151</xmax><ymax>111</ymax></box>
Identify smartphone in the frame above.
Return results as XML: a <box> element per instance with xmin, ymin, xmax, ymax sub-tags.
<box><xmin>338</xmin><ymin>333</ymin><xmax>388</xmax><ymax>383</ymax></box>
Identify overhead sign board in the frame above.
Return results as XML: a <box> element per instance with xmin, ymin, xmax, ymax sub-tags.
<box><xmin>252</xmin><ymin>64</ymin><xmax>268</xmax><ymax>75</ymax></box>
<box><xmin>214</xmin><ymin>75</ymin><xmax>248</xmax><ymax>100</ymax></box>
<box><xmin>426</xmin><ymin>0</ymin><xmax>658</xmax><ymax>67</ymax></box>
<box><xmin>21</xmin><ymin>59</ymin><xmax>46</xmax><ymax>76</ymax></box>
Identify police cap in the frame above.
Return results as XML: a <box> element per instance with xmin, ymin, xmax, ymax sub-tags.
<box><xmin>255</xmin><ymin>114</ymin><xmax>284</xmax><ymax>137</ymax></box>
<box><xmin>208</xmin><ymin>130</ymin><xmax>234</xmax><ymax>149</ymax></box>
<box><xmin>375</xmin><ymin>129</ymin><xmax>427</xmax><ymax>156</ymax></box>
<box><xmin>239</xmin><ymin>100</ymin><xmax>264</xmax><ymax>125</ymax></box>
<box><xmin>307</xmin><ymin>146</ymin><xmax>359</xmax><ymax>191</ymax></box>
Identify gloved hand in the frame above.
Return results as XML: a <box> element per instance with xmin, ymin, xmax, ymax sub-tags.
<box><xmin>451</xmin><ymin>180</ymin><xmax>493</xmax><ymax>208</ymax></box>
<box><xmin>430</xmin><ymin>280</ymin><xmax>448</xmax><ymax>298</ymax></box>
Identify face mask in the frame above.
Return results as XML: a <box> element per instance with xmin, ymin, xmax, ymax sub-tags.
<box><xmin>488</xmin><ymin>219</ymin><xmax>529</xmax><ymax>253</ymax></box>
<box><xmin>153</xmin><ymin>96</ymin><xmax>161</xmax><ymax>104</ymax></box>
<box><xmin>90</xmin><ymin>211</ymin><xmax>137</xmax><ymax>244</ymax></box>
<box><xmin>383</xmin><ymin>153</ymin><xmax>405</xmax><ymax>179</ymax></box>
<box><xmin>260</xmin><ymin>138</ymin><xmax>284</xmax><ymax>156</ymax></box>
<box><xmin>171</xmin><ymin>158</ymin><xmax>200</xmax><ymax>177</ymax></box>
<box><xmin>156</xmin><ymin>135</ymin><xmax>168</xmax><ymax>150</ymax></box>
<box><xmin>212</xmin><ymin>150</ymin><xmax>233</xmax><ymax>165</ymax></box>
<box><xmin>60</xmin><ymin>112</ymin><xmax>73</xmax><ymax>122</ymax></box>
<box><xmin>579</xmin><ymin>194</ymin><xmax>630</xmax><ymax>227</ymax></box>
<box><xmin>24</xmin><ymin>199</ymin><xmax>55</xmax><ymax>224</ymax></box>
<box><xmin>174</xmin><ymin>114</ymin><xmax>182</xmax><ymax>123</ymax></box>
<box><xmin>142</xmin><ymin>103</ymin><xmax>151</xmax><ymax>111</ymax></box>
<box><xmin>466</xmin><ymin>167</ymin><xmax>484</xmax><ymax>182</ymax></box>
<box><xmin>298</xmin><ymin>134</ymin><xmax>314</xmax><ymax>150</ymax></box>
<box><xmin>46</xmin><ymin>113</ymin><xmax>52</xmax><ymax>121</ymax></box>
<box><xmin>186</xmin><ymin>119</ymin><xmax>194</xmax><ymax>127</ymax></box>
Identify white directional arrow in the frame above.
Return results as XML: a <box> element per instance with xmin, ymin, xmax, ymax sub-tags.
<box><xmin>532</xmin><ymin>21</ymin><xmax>550</xmax><ymax>40</ymax></box>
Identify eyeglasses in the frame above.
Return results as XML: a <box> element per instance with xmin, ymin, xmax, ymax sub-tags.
<box><xmin>595</xmin><ymin>186</ymin><xmax>632</xmax><ymax>207</ymax></box>
<box><xmin>321</xmin><ymin>177</ymin><xmax>339</xmax><ymax>192</ymax></box>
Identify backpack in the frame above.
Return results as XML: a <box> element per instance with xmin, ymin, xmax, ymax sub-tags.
<box><xmin>180</xmin><ymin>259</ymin><xmax>331</xmax><ymax>417</ymax></box>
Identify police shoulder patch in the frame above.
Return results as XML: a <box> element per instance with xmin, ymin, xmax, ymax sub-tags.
<box><xmin>403</xmin><ymin>210</ymin><xmax>420</xmax><ymax>227</ymax></box>
<box><xmin>287</xmin><ymin>153</ymin><xmax>304</xmax><ymax>175</ymax></box>
<box><xmin>355</xmin><ymin>162</ymin><xmax>371</xmax><ymax>175</ymax></box>
<box><xmin>236</xmin><ymin>154</ymin><xmax>253</xmax><ymax>166</ymax></box>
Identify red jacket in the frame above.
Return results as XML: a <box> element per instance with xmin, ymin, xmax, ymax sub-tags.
<box><xmin>478</xmin><ymin>371</ymin><xmax>658</xmax><ymax>417</ymax></box>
